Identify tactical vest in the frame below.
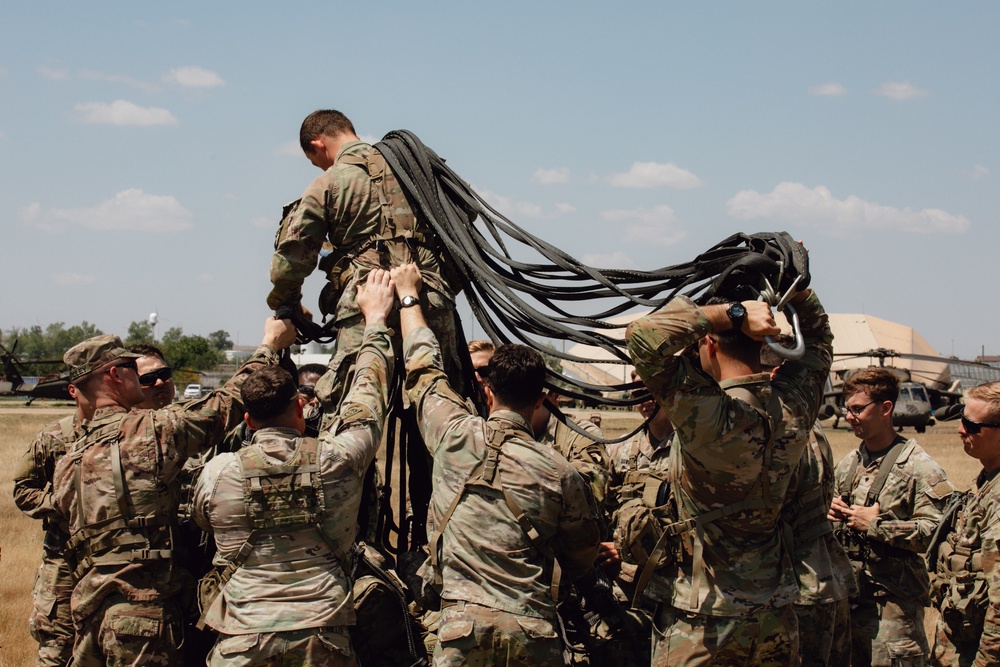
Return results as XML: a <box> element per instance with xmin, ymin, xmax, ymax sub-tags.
<box><xmin>426</xmin><ymin>418</ymin><xmax>563</xmax><ymax>602</ymax></box>
<box><xmin>64</xmin><ymin>415</ymin><xmax>176</xmax><ymax>581</ymax></box>
<box><xmin>197</xmin><ymin>437</ymin><xmax>344</xmax><ymax>629</ymax></box>
<box><xmin>782</xmin><ymin>425</ymin><xmax>836</xmax><ymax>546</ymax></box>
<box><xmin>316</xmin><ymin>146</ymin><xmax>460</xmax><ymax>316</ymax></box>
<box><xmin>625</xmin><ymin>385</ymin><xmax>782</xmax><ymax>609</ymax></box>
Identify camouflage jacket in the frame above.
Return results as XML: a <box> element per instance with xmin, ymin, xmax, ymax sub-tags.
<box><xmin>267</xmin><ymin>140</ymin><xmax>455</xmax><ymax>320</ymax></box>
<box><xmin>51</xmin><ymin>344</ymin><xmax>279</xmax><ymax>622</ymax></box>
<box><xmin>934</xmin><ymin>467</ymin><xmax>1000</xmax><ymax>663</ymax></box>
<box><xmin>625</xmin><ymin>291</ymin><xmax>833</xmax><ymax>615</ymax></box>
<box><xmin>833</xmin><ymin>437</ymin><xmax>953</xmax><ymax>604</ymax></box>
<box><xmin>605</xmin><ymin>425</ymin><xmax>672</xmax><ymax>518</ymax></box>
<box><xmin>404</xmin><ymin>325</ymin><xmax>600</xmax><ymax>619</ymax></box>
<box><xmin>538</xmin><ymin>413</ymin><xmax>610</xmax><ymax>517</ymax></box>
<box><xmin>193</xmin><ymin>324</ymin><xmax>393</xmax><ymax>634</ymax></box>
<box><xmin>785</xmin><ymin>423</ymin><xmax>856</xmax><ymax>605</ymax></box>
<box><xmin>13</xmin><ymin>414</ymin><xmax>83</xmax><ymax>553</ymax></box>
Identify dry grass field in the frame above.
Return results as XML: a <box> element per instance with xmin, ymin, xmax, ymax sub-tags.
<box><xmin>0</xmin><ymin>406</ymin><xmax>978</xmax><ymax>666</ymax></box>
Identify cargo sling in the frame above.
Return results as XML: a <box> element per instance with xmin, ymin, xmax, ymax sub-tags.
<box><xmin>427</xmin><ymin>418</ymin><xmax>563</xmax><ymax>602</ymax></box>
<box><xmin>630</xmin><ymin>385</ymin><xmax>782</xmax><ymax>609</ymax></box>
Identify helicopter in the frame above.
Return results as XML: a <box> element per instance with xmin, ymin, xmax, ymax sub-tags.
<box><xmin>0</xmin><ymin>340</ymin><xmax>71</xmax><ymax>403</ymax></box>
<box><xmin>826</xmin><ymin>347</ymin><xmax>987</xmax><ymax>433</ymax></box>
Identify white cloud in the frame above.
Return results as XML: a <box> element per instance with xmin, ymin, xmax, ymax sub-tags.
<box><xmin>251</xmin><ymin>215</ymin><xmax>275</xmax><ymax>229</ymax></box>
<box><xmin>600</xmin><ymin>205</ymin><xmax>687</xmax><ymax>246</ymax></box>
<box><xmin>972</xmin><ymin>165</ymin><xmax>990</xmax><ymax>180</ymax></box>
<box><xmin>726</xmin><ymin>181</ymin><xmax>969</xmax><ymax>234</ymax></box>
<box><xmin>810</xmin><ymin>82</ymin><xmax>847</xmax><ymax>97</ymax></box>
<box><xmin>533</xmin><ymin>167</ymin><xmax>570</xmax><ymax>185</ymax></box>
<box><xmin>874</xmin><ymin>81</ymin><xmax>928</xmax><ymax>101</ymax></box>
<box><xmin>359</xmin><ymin>134</ymin><xmax>379</xmax><ymax>145</ymax></box>
<box><xmin>163</xmin><ymin>66</ymin><xmax>225</xmax><ymax>88</ymax></box>
<box><xmin>581</xmin><ymin>251</ymin><xmax>635</xmax><ymax>269</ymax></box>
<box><xmin>276</xmin><ymin>140</ymin><xmax>302</xmax><ymax>156</ymax></box>
<box><xmin>52</xmin><ymin>273</ymin><xmax>97</xmax><ymax>286</ymax></box>
<box><xmin>477</xmin><ymin>188</ymin><xmax>572</xmax><ymax>220</ymax></box>
<box><xmin>21</xmin><ymin>188</ymin><xmax>193</xmax><ymax>233</ymax></box>
<box><xmin>74</xmin><ymin>100</ymin><xmax>177</xmax><ymax>126</ymax></box>
<box><xmin>608</xmin><ymin>161</ymin><xmax>704</xmax><ymax>189</ymax></box>
<box><xmin>38</xmin><ymin>65</ymin><xmax>70</xmax><ymax>80</ymax></box>
<box><xmin>78</xmin><ymin>69</ymin><xmax>159</xmax><ymax>93</ymax></box>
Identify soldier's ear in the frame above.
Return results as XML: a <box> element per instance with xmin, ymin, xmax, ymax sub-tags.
<box><xmin>244</xmin><ymin>412</ymin><xmax>254</xmax><ymax>429</ymax></box>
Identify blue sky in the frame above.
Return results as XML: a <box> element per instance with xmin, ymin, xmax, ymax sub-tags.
<box><xmin>2</xmin><ymin>3</ymin><xmax>997</xmax><ymax>358</ymax></box>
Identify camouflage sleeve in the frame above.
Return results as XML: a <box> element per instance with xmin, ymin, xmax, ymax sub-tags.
<box><xmin>403</xmin><ymin>325</ymin><xmax>475</xmax><ymax>456</ymax></box>
<box><xmin>328</xmin><ymin>323</ymin><xmax>395</xmax><ymax>475</ymax></box>
<box><xmin>977</xmin><ymin>499</ymin><xmax>1000</xmax><ymax>665</ymax></box>
<box><xmin>266</xmin><ymin>173</ymin><xmax>338</xmax><ymax>310</ymax></box>
<box><xmin>555</xmin><ymin>465</ymin><xmax>602</xmax><ymax>581</ymax></box>
<box><xmin>191</xmin><ymin>452</ymin><xmax>237</xmax><ymax>534</ymax></box>
<box><xmin>12</xmin><ymin>425</ymin><xmax>59</xmax><ymax>519</ymax></box>
<box><xmin>770</xmin><ymin>291</ymin><xmax>834</xmax><ymax>424</ymax></box>
<box><xmin>867</xmin><ymin>456</ymin><xmax>952</xmax><ymax>553</ymax></box>
<box><xmin>625</xmin><ymin>296</ymin><xmax>758</xmax><ymax>452</ymax></box>
<box><xmin>160</xmin><ymin>344</ymin><xmax>281</xmax><ymax>461</ymax></box>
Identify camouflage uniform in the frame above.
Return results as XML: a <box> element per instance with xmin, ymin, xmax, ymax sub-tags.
<box><xmin>191</xmin><ymin>323</ymin><xmax>393</xmax><ymax>667</ymax></box>
<box><xmin>51</xmin><ymin>343</ymin><xmax>280</xmax><ymax>667</ymax></box>
<box><xmin>538</xmin><ymin>412</ymin><xmax>610</xmax><ymax>523</ymax></box>
<box><xmin>13</xmin><ymin>414</ymin><xmax>83</xmax><ymax>667</ymax></box>
<box><xmin>403</xmin><ymin>325</ymin><xmax>601</xmax><ymax>666</ymax></box>
<box><xmin>606</xmin><ymin>424</ymin><xmax>671</xmax><ymax>518</ymax></box>
<box><xmin>625</xmin><ymin>291</ymin><xmax>833</xmax><ymax>666</ymax></box>
<box><xmin>267</xmin><ymin>140</ymin><xmax>463</xmax><ymax>412</ymax></box>
<box><xmin>834</xmin><ymin>437</ymin><xmax>954</xmax><ymax>666</ymax></box>
<box><xmin>930</xmin><ymin>468</ymin><xmax>1000</xmax><ymax>666</ymax></box>
<box><xmin>786</xmin><ymin>423</ymin><xmax>856</xmax><ymax>667</ymax></box>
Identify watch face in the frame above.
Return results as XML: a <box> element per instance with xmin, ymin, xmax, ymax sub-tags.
<box><xmin>400</xmin><ymin>295</ymin><xmax>419</xmax><ymax>308</ymax></box>
<box><xmin>730</xmin><ymin>303</ymin><xmax>747</xmax><ymax>317</ymax></box>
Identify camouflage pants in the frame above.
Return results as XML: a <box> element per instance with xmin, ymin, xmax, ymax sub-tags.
<box><xmin>650</xmin><ymin>602</ymin><xmax>798</xmax><ymax>667</ymax></box>
<box><xmin>794</xmin><ymin>597</ymin><xmax>850</xmax><ymax>667</ymax></box>
<box><xmin>70</xmin><ymin>598</ymin><xmax>183</xmax><ymax>667</ymax></box>
<box><xmin>929</xmin><ymin>615</ymin><xmax>978</xmax><ymax>667</ymax></box>
<box><xmin>316</xmin><ymin>305</ymin><xmax>463</xmax><ymax>415</ymax></box>
<box><xmin>29</xmin><ymin>554</ymin><xmax>74</xmax><ymax>667</ymax></box>
<box><xmin>851</xmin><ymin>594</ymin><xmax>928</xmax><ymax>666</ymax></box>
<box><xmin>433</xmin><ymin>601</ymin><xmax>564</xmax><ymax>667</ymax></box>
<box><xmin>207</xmin><ymin>627</ymin><xmax>356</xmax><ymax>667</ymax></box>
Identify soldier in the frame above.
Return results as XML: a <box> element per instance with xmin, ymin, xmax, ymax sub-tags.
<box><xmin>13</xmin><ymin>383</ymin><xmax>98</xmax><ymax>667</ymax></box>
<box><xmin>466</xmin><ymin>339</ymin><xmax>495</xmax><ymax>390</ymax></box>
<box><xmin>51</xmin><ymin>321</ymin><xmax>295</xmax><ymax>667</ymax></box>
<box><xmin>624</xmin><ymin>287</ymin><xmax>832</xmax><ymax>665</ymax></box>
<box><xmin>192</xmin><ymin>270</ymin><xmax>397</xmax><ymax>667</ymax></box>
<box><xmin>267</xmin><ymin>109</ymin><xmax>465</xmax><ymax>414</ymax></box>
<box><xmin>760</xmin><ymin>344</ymin><xmax>855</xmax><ymax>667</ymax></box>
<box><xmin>129</xmin><ymin>344</ymin><xmax>175</xmax><ymax>409</ymax></box>
<box><xmin>930</xmin><ymin>381</ymin><xmax>1000</xmax><ymax>665</ymax></box>
<box><xmin>391</xmin><ymin>263</ymin><xmax>600</xmax><ymax>665</ymax></box>
<box><xmin>829</xmin><ymin>367</ymin><xmax>954</xmax><ymax>666</ymax></box>
<box><xmin>296</xmin><ymin>362</ymin><xmax>326</xmax><ymax>436</ymax></box>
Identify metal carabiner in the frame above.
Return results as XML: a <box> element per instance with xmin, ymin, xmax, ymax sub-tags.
<box><xmin>757</xmin><ymin>272</ymin><xmax>806</xmax><ymax>361</ymax></box>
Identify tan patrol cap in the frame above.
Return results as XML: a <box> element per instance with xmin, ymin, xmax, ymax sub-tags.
<box><xmin>64</xmin><ymin>335</ymin><xmax>141</xmax><ymax>381</ymax></box>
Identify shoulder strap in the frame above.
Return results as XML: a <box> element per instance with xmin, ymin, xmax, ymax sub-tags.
<box><xmin>864</xmin><ymin>436</ymin><xmax>908</xmax><ymax>507</ymax></box>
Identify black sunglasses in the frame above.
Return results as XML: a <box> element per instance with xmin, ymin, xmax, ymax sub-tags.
<box><xmin>298</xmin><ymin>384</ymin><xmax>316</xmax><ymax>398</ymax></box>
<box><xmin>138</xmin><ymin>366</ymin><xmax>173</xmax><ymax>387</ymax></box>
<box><xmin>106</xmin><ymin>359</ymin><xmax>138</xmax><ymax>375</ymax></box>
<box><xmin>474</xmin><ymin>365</ymin><xmax>491</xmax><ymax>378</ymax></box>
<box><xmin>961</xmin><ymin>408</ymin><xmax>1000</xmax><ymax>435</ymax></box>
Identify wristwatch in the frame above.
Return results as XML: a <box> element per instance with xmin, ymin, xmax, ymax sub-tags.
<box><xmin>726</xmin><ymin>302</ymin><xmax>747</xmax><ymax>331</ymax></box>
<box><xmin>399</xmin><ymin>295</ymin><xmax>420</xmax><ymax>309</ymax></box>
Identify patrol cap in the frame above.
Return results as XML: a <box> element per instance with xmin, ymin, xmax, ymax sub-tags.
<box><xmin>64</xmin><ymin>334</ymin><xmax>142</xmax><ymax>381</ymax></box>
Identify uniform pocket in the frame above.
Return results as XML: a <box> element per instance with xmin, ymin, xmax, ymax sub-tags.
<box><xmin>215</xmin><ymin>632</ymin><xmax>260</xmax><ymax>657</ymax></box>
<box><xmin>438</xmin><ymin>617</ymin><xmax>475</xmax><ymax>643</ymax></box>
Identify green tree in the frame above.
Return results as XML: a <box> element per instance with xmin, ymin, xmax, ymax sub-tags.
<box><xmin>207</xmin><ymin>330</ymin><xmax>233</xmax><ymax>351</ymax></box>
<box><xmin>2</xmin><ymin>321</ymin><xmax>103</xmax><ymax>362</ymax></box>
<box><xmin>125</xmin><ymin>320</ymin><xmax>154</xmax><ymax>346</ymax></box>
<box><xmin>160</xmin><ymin>327</ymin><xmax>224</xmax><ymax>376</ymax></box>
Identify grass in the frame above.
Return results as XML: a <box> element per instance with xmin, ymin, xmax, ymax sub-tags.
<box><xmin>0</xmin><ymin>408</ymin><xmax>976</xmax><ymax>666</ymax></box>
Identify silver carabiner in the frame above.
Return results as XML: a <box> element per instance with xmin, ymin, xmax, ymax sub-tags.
<box><xmin>757</xmin><ymin>272</ymin><xmax>805</xmax><ymax>361</ymax></box>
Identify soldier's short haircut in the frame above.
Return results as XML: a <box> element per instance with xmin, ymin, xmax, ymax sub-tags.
<box><xmin>843</xmin><ymin>367</ymin><xmax>899</xmax><ymax>406</ymax></box>
<box><xmin>467</xmin><ymin>339</ymin><xmax>496</xmax><ymax>355</ymax></box>
<box><xmin>242</xmin><ymin>366</ymin><xmax>299</xmax><ymax>423</ymax></box>
<box><xmin>297</xmin><ymin>363</ymin><xmax>327</xmax><ymax>379</ymax></box>
<box><xmin>127</xmin><ymin>344</ymin><xmax>166</xmax><ymax>362</ymax></box>
<box><xmin>484</xmin><ymin>344</ymin><xmax>545</xmax><ymax>411</ymax></box>
<box><xmin>299</xmin><ymin>110</ymin><xmax>357</xmax><ymax>153</ymax></box>
<box><xmin>968</xmin><ymin>381</ymin><xmax>1000</xmax><ymax>422</ymax></box>
<box><xmin>703</xmin><ymin>296</ymin><xmax>762</xmax><ymax>366</ymax></box>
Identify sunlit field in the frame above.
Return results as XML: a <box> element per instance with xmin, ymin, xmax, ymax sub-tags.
<box><xmin>0</xmin><ymin>405</ymin><xmax>977</xmax><ymax>666</ymax></box>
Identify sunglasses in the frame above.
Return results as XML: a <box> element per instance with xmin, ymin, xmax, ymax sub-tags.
<box><xmin>298</xmin><ymin>385</ymin><xmax>316</xmax><ymax>398</ymax></box>
<box><xmin>106</xmin><ymin>359</ymin><xmax>138</xmax><ymax>375</ymax></box>
<box><xmin>474</xmin><ymin>365</ymin><xmax>491</xmax><ymax>378</ymax></box>
<box><xmin>961</xmin><ymin>408</ymin><xmax>1000</xmax><ymax>435</ymax></box>
<box><xmin>138</xmin><ymin>366</ymin><xmax>173</xmax><ymax>387</ymax></box>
